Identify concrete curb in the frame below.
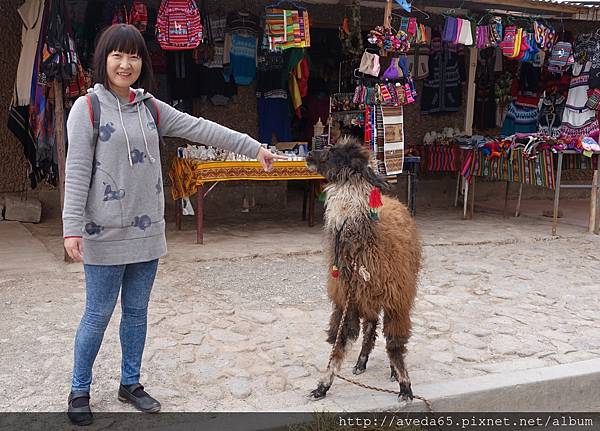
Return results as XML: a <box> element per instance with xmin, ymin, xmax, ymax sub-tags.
<box><xmin>397</xmin><ymin>358</ymin><xmax>600</xmax><ymax>412</ymax></box>
<box><xmin>255</xmin><ymin>359</ymin><xmax>600</xmax><ymax>426</ymax></box>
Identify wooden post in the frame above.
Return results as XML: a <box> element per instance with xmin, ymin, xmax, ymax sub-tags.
<box><xmin>308</xmin><ymin>180</ymin><xmax>316</xmax><ymax>227</ymax></box>
<box><xmin>176</xmin><ymin>199</ymin><xmax>182</xmax><ymax>230</ymax></box>
<box><xmin>54</xmin><ymin>80</ymin><xmax>71</xmax><ymax>262</ymax></box>
<box><xmin>464</xmin><ymin>47</ymin><xmax>478</xmax><ymax>135</ymax></box>
<box><xmin>454</xmin><ymin>173</ymin><xmax>461</xmax><ymax>207</ymax></box>
<box><xmin>196</xmin><ymin>185</ymin><xmax>205</xmax><ymax>244</ymax></box>
<box><xmin>383</xmin><ymin>0</ymin><xmax>393</xmax><ymax>28</ymax></box>
<box><xmin>590</xmin><ymin>169</ymin><xmax>598</xmax><ymax>234</ymax></box>
<box><xmin>381</xmin><ymin>0</ymin><xmax>393</xmax><ymax>57</ymax></box>
<box><xmin>469</xmin><ymin>175</ymin><xmax>476</xmax><ymax>219</ymax></box>
<box><xmin>515</xmin><ymin>183</ymin><xmax>523</xmax><ymax>217</ymax></box>
<box><xmin>503</xmin><ymin>182</ymin><xmax>510</xmax><ymax>218</ymax></box>
<box><xmin>302</xmin><ymin>181</ymin><xmax>308</xmax><ymax>221</ymax></box>
<box><xmin>463</xmin><ymin>180</ymin><xmax>469</xmax><ymax>220</ymax></box>
<box><xmin>552</xmin><ymin>152</ymin><xmax>563</xmax><ymax>236</ymax></box>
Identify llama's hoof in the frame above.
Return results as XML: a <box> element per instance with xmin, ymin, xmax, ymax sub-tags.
<box><xmin>352</xmin><ymin>365</ymin><xmax>366</xmax><ymax>375</ymax></box>
<box><xmin>398</xmin><ymin>382</ymin><xmax>414</xmax><ymax>401</ymax></box>
<box><xmin>308</xmin><ymin>384</ymin><xmax>329</xmax><ymax>401</ymax></box>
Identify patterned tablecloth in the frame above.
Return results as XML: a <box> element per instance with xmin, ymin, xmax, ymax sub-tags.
<box><xmin>411</xmin><ymin>144</ymin><xmax>470</xmax><ymax>173</ymax></box>
<box><xmin>412</xmin><ymin>145</ymin><xmax>557</xmax><ymax>190</ymax></box>
<box><xmin>467</xmin><ymin>149</ymin><xmax>556</xmax><ymax>190</ymax></box>
<box><xmin>169</xmin><ymin>158</ymin><xmax>324</xmax><ymax>200</ymax></box>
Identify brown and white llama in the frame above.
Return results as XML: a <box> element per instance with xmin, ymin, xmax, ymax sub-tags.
<box><xmin>306</xmin><ymin>137</ymin><xmax>421</xmax><ymax>400</ymax></box>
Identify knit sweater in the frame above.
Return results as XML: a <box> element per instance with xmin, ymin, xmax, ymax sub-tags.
<box><xmin>63</xmin><ymin>84</ymin><xmax>261</xmax><ymax>265</ymax></box>
<box><xmin>421</xmin><ymin>34</ymin><xmax>465</xmax><ymax>114</ymax></box>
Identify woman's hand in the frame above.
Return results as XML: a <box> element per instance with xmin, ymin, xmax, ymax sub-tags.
<box><xmin>256</xmin><ymin>147</ymin><xmax>288</xmax><ymax>172</ymax></box>
<box><xmin>64</xmin><ymin>237</ymin><xmax>84</xmax><ymax>262</ymax></box>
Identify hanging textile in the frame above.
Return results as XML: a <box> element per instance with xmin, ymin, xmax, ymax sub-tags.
<box><xmin>381</xmin><ymin>106</ymin><xmax>405</xmax><ymax>174</ymax></box>
<box><xmin>372</xmin><ymin>105</ymin><xmax>385</xmax><ymax>174</ymax></box>
<box><xmin>560</xmin><ymin>61</ymin><xmax>600</xmax><ymax>139</ymax></box>
<box><xmin>265</xmin><ymin>8</ymin><xmax>310</xmax><ymax>50</ymax></box>
<box><xmin>14</xmin><ymin>0</ymin><xmax>46</xmax><ymax>106</ymax></box>
<box><xmin>287</xmin><ymin>49</ymin><xmax>309</xmax><ymax>118</ymax></box>
<box><xmin>421</xmin><ymin>31</ymin><xmax>465</xmax><ymax>114</ymax></box>
<box><xmin>474</xmin><ymin>47</ymin><xmax>498</xmax><ymax>130</ymax></box>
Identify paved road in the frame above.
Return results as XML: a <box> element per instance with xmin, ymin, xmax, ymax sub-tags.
<box><xmin>1</xmin><ymin>208</ymin><xmax>600</xmax><ymax>412</ymax></box>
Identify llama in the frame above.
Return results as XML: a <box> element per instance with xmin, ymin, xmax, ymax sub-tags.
<box><xmin>306</xmin><ymin>137</ymin><xmax>421</xmax><ymax>401</ymax></box>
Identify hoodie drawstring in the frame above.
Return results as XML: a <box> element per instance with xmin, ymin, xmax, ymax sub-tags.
<box><xmin>137</xmin><ymin>103</ymin><xmax>156</xmax><ymax>164</ymax></box>
<box><xmin>117</xmin><ymin>99</ymin><xmax>134</xmax><ymax>167</ymax></box>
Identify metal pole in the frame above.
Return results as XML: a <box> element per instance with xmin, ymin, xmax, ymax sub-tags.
<box><xmin>515</xmin><ymin>183</ymin><xmax>523</xmax><ymax>217</ymax></box>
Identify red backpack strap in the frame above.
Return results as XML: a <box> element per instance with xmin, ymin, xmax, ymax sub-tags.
<box><xmin>143</xmin><ymin>97</ymin><xmax>161</xmax><ymax>134</ymax></box>
<box><xmin>85</xmin><ymin>93</ymin><xmax>101</xmax><ymax>145</ymax></box>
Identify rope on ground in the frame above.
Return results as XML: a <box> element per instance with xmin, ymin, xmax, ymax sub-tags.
<box><xmin>333</xmin><ymin>372</ymin><xmax>434</xmax><ymax>412</ymax></box>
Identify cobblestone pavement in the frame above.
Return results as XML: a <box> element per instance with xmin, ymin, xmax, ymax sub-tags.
<box><xmin>1</xmin><ymin>208</ymin><xmax>600</xmax><ymax>412</ymax></box>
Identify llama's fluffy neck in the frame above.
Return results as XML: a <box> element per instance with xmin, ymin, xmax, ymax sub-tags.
<box><xmin>324</xmin><ymin>175</ymin><xmax>374</xmax><ymax>234</ymax></box>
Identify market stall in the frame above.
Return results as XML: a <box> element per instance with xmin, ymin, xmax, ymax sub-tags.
<box><xmin>8</xmin><ymin>0</ymin><xmax>600</xmax><ymax>245</ymax></box>
<box><xmin>378</xmin><ymin>0</ymin><xmax>600</xmax><ymax>234</ymax></box>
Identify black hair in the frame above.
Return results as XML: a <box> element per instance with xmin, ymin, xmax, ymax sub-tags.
<box><xmin>93</xmin><ymin>24</ymin><xmax>154</xmax><ymax>91</ymax></box>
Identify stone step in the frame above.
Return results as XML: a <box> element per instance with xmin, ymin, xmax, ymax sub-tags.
<box><xmin>3</xmin><ymin>195</ymin><xmax>42</xmax><ymax>223</ymax></box>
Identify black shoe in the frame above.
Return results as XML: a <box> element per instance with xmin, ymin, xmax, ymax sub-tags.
<box><xmin>67</xmin><ymin>391</ymin><xmax>93</xmax><ymax>426</ymax></box>
<box><xmin>118</xmin><ymin>383</ymin><xmax>161</xmax><ymax>413</ymax></box>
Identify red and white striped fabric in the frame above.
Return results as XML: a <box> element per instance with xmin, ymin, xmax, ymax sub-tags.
<box><xmin>156</xmin><ymin>0</ymin><xmax>203</xmax><ymax>51</ymax></box>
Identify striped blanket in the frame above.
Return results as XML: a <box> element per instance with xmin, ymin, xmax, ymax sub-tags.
<box><xmin>465</xmin><ymin>149</ymin><xmax>555</xmax><ymax>190</ymax></box>
<box><xmin>374</xmin><ymin>105</ymin><xmax>386</xmax><ymax>174</ymax></box>
<box><xmin>412</xmin><ymin>144</ymin><xmax>465</xmax><ymax>172</ymax></box>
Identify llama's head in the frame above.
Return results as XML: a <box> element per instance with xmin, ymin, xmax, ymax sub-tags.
<box><xmin>307</xmin><ymin>136</ymin><xmax>388</xmax><ymax>189</ymax></box>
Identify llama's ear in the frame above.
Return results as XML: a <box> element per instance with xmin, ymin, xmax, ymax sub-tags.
<box><xmin>363</xmin><ymin>166</ymin><xmax>390</xmax><ymax>190</ymax></box>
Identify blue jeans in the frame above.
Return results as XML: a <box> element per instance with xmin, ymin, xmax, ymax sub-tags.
<box><xmin>71</xmin><ymin>259</ymin><xmax>159</xmax><ymax>392</ymax></box>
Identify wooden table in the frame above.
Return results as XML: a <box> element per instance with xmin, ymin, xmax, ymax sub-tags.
<box><xmin>169</xmin><ymin>159</ymin><xmax>324</xmax><ymax>244</ymax></box>
<box><xmin>390</xmin><ymin>156</ymin><xmax>421</xmax><ymax>216</ymax></box>
<box><xmin>552</xmin><ymin>150</ymin><xmax>600</xmax><ymax>235</ymax></box>
<box><xmin>458</xmin><ymin>148</ymin><xmax>600</xmax><ymax>235</ymax></box>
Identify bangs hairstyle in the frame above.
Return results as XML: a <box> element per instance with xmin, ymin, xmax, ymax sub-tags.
<box><xmin>93</xmin><ymin>24</ymin><xmax>154</xmax><ymax>92</ymax></box>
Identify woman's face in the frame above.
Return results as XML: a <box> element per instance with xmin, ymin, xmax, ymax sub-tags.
<box><xmin>106</xmin><ymin>50</ymin><xmax>142</xmax><ymax>92</ymax></box>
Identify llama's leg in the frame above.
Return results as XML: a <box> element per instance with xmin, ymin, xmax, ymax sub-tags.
<box><xmin>353</xmin><ymin>318</ymin><xmax>378</xmax><ymax>375</ymax></box>
<box><xmin>390</xmin><ymin>364</ymin><xmax>398</xmax><ymax>382</ymax></box>
<box><xmin>309</xmin><ymin>303</ymin><xmax>360</xmax><ymax>400</ymax></box>
<box><xmin>383</xmin><ymin>310</ymin><xmax>413</xmax><ymax>401</ymax></box>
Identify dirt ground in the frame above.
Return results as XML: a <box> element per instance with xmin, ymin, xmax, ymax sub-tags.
<box><xmin>1</xmin><ymin>194</ymin><xmax>600</xmax><ymax>412</ymax></box>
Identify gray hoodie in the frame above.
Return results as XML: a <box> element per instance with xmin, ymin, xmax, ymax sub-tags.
<box><xmin>63</xmin><ymin>84</ymin><xmax>261</xmax><ymax>265</ymax></box>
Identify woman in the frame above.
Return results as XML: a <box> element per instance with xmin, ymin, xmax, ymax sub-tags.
<box><xmin>63</xmin><ymin>24</ymin><xmax>284</xmax><ymax>425</ymax></box>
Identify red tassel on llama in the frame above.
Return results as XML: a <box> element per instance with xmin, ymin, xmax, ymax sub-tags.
<box><xmin>331</xmin><ymin>264</ymin><xmax>340</xmax><ymax>278</ymax></box>
<box><xmin>368</xmin><ymin>187</ymin><xmax>383</xmax><ymax>220</ymax></box>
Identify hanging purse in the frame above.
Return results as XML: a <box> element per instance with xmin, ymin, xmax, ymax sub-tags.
<box><xmin>585</xmin><ymin>88</ymin><xmax>600</xmax><ymax>110</ymax></box>
<box><xmin>358</xmin><ymin>51</ymin><xmax>381</xmax><ymax>77</ymax></box>
<box><xmin>549</xmin><ymin>41</ymin><xmax>572</xmax><ymax>67</ymax></box>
